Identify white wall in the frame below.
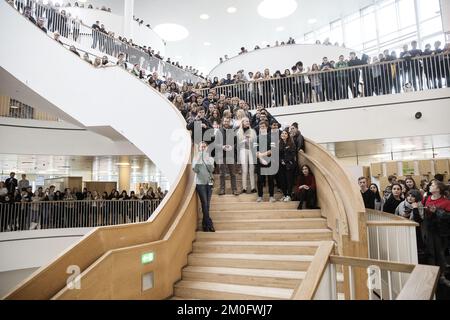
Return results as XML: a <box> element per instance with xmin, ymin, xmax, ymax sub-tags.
<box><xmin>0</xmin><ymin>0</ymin><xmax>191</xmax><ymax>185</ymax></box>
<box><xmin>0</xmin><ymin>118</ymin><xmax>143</xmax><ymax>156</ymax></box>
<box><xmin>209</xmin><ymin>44</ymin><xmax>356</xmax><ymax>79</ymax></box>
<box><xmin>268</xmin><ymin>88</ymin><xmax>450</xmax><ymax>143</ymax></box>
<box><xmin>0</xmin><ymin>228</ymin><xmax>92</xmax><ymax>272</ymax></box>
<box><xmin>64</xmin><ymin>7</ymin><xmax>166</xmax><ymax>55</ymax></box>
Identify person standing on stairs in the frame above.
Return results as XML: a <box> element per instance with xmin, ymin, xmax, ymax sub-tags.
<box><xmin>278</xmin><ymin>130</ymin><xmax>296</xmax><ymax>202</ymax></box>
<box><xmin>215</xmin><ymin>117</ymin><xmax>239</xmax><ymax>196</ymax></box>
<box><xmin>359</xmin><ymin>176</ymin><xmax>375</xmax><ymax>209</ymax></box>
<box><xmin>193</xmin><ymin>141</ymin><xmax>215</xmax><ymax>232</ymax></box>
<box><xmin>237</xmin><ymin>117</ymin><xmax>257</xmax><ymax>194</ymax></box>
<box><xmin>255</xmin><ymin>121</ymin><xmax>276</xmax><ymax>202</ymax></box>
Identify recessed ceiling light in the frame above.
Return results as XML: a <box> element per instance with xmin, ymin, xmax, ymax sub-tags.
<box><xmin>308</xmin><ymin>18</ymin><xmax>317</xmax><ymax>24</ymax></box>
<box><xmin>276</xmin><ymin>26</ymin><xmax>284</xmax><ymax>31</ymax></box>
<box><xmin>153</xmin><ymin>23</ymin><xmax>189</xmax><ymax>42</ymax></box>
<box><xmin>257</xmin><ymin>0</ymin><xmax>297</xmax><ymax>19</ymax></box>
<box><xmin>203</xmin><ymin>42</ymin><xmax>211</xmax><ymax>46</ymax></box>
<box><xmin>200</xmin><ymin>14</ymin><xmax>209</xmax><ymax>20</ymax></box>
<box><xmin>227</xmin><ymin>7</ymin><xmax>237</xmax><ymax>13</ymax></box>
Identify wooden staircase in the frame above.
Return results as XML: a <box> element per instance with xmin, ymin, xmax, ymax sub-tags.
<box><xmin>172</xmin><ymin>175</ymin><xmax>334</xmax><ymax>300</ymax></box>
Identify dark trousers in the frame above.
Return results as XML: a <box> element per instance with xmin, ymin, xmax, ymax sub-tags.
<box><xmin>425</xmin><ymin>229</ymin><xmax>449</xmax><ymax>273</ymax></box>
<box><xmin>196</xmin><ymin>184</ymin><xmax>213</xmax><ymax>229</ymax></box>
<box><xmin>219</xmin><ymin>164</ymin><xmax>237</xmax><ymax>192</ymax></box>
<box><xmin>278</xmin><ymin>166</ymin><xmax>294</xmax><ymax>197</ymax></box>
<box><xmin>296</xmin><ymin>189</ymin><xmax>317</xmax><ymax>208</ymax></box>
<box><xmin>257</xmin><ymin>173</ymin><xmax>274</xmax><ymax>197</ymax></box>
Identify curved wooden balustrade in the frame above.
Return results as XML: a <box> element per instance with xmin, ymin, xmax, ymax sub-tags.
<box><xmin>3</xmin><ymin>148</ymin><xmax>194</xmax><ymax>300</ymax></box>
<box><xmin>52</xmin><ymin>171</ymin><xmax>197</xmax><ymax>299</ymax></box>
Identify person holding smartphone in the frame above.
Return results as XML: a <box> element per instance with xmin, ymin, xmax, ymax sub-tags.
<box><xmin>193</xmin><ymin>141</ymin><xmax>215</xmax><ymax>232</ymax></box>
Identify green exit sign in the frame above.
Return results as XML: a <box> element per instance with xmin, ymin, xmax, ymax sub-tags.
<box><xmin>141</xmin><ymin>252</ymin><xmax>154</xmax><ymax>264</ymax></box>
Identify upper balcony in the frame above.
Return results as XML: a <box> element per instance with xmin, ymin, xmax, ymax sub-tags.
<box><xmin>209</xmin><ymin>43</ymin><xmax>355</xmax><ymax>79</ymax></box>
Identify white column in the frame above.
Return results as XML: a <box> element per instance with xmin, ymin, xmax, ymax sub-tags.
<box><xmin>123</xmin><ymin>0</ymin><xmax>134</xmax><ymax>39</ymax></box>
<box><xmin>441</xmin><ymin>0</ymin><xmax>450</xmax><ymax>42</ymax></box>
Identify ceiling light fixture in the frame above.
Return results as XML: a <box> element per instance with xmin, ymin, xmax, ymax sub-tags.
<box><xmin>153</xmin><ymin>23</ymin><xmax>189</xmax><ymax>42</ymax></box>
<box><xmin>200</xmin><ymin>14</ymin><xmax>209</xmax><ymax>20</ymax></box>
<box><xmin>257</xmin><ymin>0</ymin><xmax>297</xmax><ymax>19</ymax></box>
<box><xmin>227</xmin><ymin>7</ymin><xmax>237</xmax><ymax>13</ymax></box>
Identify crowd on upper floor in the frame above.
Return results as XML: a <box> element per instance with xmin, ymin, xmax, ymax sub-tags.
<box><xmin>0</xmin><ymin>173</ymin><xmax>167</xmax><ymax>204</ymax></box>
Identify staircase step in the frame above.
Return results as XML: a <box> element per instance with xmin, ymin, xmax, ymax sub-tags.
<box><xmin>212</xmin><ymin>194</ymin><xmax>283</xmax><ymax>201</ymax></box>
<box><xmin>206</xmin><ymin>209</ymin><xmax>322</xmax><ymax>220</ymax></box>
<box><xmin>182</xmin><ymin>266</ymin><xmax>306</xmax><ymax>289</ymax></box>
<box><xmin>196</xmin><ymin>229</ymin><xmax>333</xmax><ymax>241</ymax></box>
<box><xmin>210</xmin><ymin>201</ymin><xmax>299</xmax><ymax>211</ymax></box>
<box><xmin>193</xmin><ymin>241</ymin><xmax>321</xmax><ymax>255</ymax></box>
<box><xmin>174</xmin><ymin>280</ymin><xmax>293</xmax><ymax>300</ymax></box>
<box><xmin>210</xmin><ymin>218</ymin><xmax>327</xmax><ymax>230</ymax></box>
<box><xmin>188</xmin><ymin>253</ymin><xmax>313</xmax><ymax>271</ymax></box>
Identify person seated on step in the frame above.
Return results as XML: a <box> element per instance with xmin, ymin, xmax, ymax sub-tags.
<box><xmin>294</xmin><ymin>164</ymin><xmax>317</xmax><ymax>209</ymax></box>
<box><xmin>215</xmin><ymin>117</ymin><xmax>239</xmax><ymax>196</ymax></box>
<box><xmin>255</xmin><ymin>121</ymin><xmax>277</xmax><ymax>203</ymax></box>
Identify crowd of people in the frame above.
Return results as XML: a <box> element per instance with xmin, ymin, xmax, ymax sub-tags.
<box><xmin>8</xmin><ymin>0</ymin><xmax>203</xmax><ymax>79</ymax></box>
<box><xmin>213</xmin><ymin>41</ymin><xmax>450</xmax><ymax>108</ymax></box>
<box><xmin>359</xmin><ymin>175</ymin><xmax>450</xmax><ymax>287</ymax></box>
<box><xmin>0</xmin><ymin>173</ymin><xmax>167</xmax><ymax>204</ymax></box>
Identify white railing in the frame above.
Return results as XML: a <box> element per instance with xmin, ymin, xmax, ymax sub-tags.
<box><xmin>199</xmin><ymin>51</ymin><xmax>450</xmax><ymax>109</ymax></box>
<box><xmin>0</xmin><ymin>199</ymin><xmax>161</xmax><ymax>232</ymax></box>
<box><xmin>8</xmin><ymin>0</ymin><xmax>202</xmax><ymax>84</ymax></box>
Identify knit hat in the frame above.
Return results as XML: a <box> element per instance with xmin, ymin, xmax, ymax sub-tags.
<box><xmin>407</xmin><ymin>189</ymin><xmax>422</xmax><ymax>202</ymax></box>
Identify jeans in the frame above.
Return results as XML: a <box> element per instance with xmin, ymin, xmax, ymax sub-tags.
<box><xmin>279</xmin><ymin>165</ymin><xmax>294</xmax><ymax>197</ymax></box>
<box><xmin>196</xmin><ymin>184</ymin><xmax>213</xmax><ymax>229</ymax></box>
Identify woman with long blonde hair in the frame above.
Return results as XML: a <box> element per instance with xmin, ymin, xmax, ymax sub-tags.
<box><xmin>237</xmin><ymin>117</ymin><xmax>257</xmax><ymax>193</ymax></box>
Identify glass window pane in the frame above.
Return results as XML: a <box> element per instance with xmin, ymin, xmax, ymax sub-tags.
<box><xmin>398</xmin><ymin>0</ymin><xmax>416</xmax><ymax>28</ymax></box>
<box><xmin>344</xmin><ymin>13</ymin><xmax>362</xmax><ymax>48</ymax></box>
<box><xmin>361</xmin><ymin>8</ymin><xmax>377</xmax><ymax>41</ymax></box>
<box><xmin>418</xmin><ymin>0</ymin><xmax>441</xmax><ymax>21</ymax></box>
<box><xmin>330</xmin><ymin>20</ymin><xmax>343</xmax><ymax>44</ymax></box>
<box><xmin>377</xmin><ymin>1</ymin><xmax>398</xmax><ymax>36</ymax></box>
<box><xmin>420</xmin><ymin>16</ymin><xmax>443</xmax><ymax>37</ymax></box>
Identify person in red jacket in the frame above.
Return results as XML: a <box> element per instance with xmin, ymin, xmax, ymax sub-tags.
<box><xmin>294</xmin><ymin>165</ymin><xmax>317</xmax><ymax>210</ymax></box>
<box><xmin>422</xmin><ymin>179</ymin><xmax>450</xmax><ymax>287</ymax></box>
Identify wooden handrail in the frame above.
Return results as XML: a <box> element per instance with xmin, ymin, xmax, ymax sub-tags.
<box><xmin>3</xmin><ymin>145</ymin><xmax>193</xmax><ymax>300</ymax></box>
<box><xmin>291</xmin><ymin>241</ymin><xmax>335</xmax><ymax>300</ymax></box>
<box><xmin>366</xmin><ymin>220</ymin><xmax>419</xmax><ymax>227</ymax></box>
<box><xmin>329</xmin><ymin>255</ymin><xmax>415</xmax><ymax>273</ymax></box>
<box><xmin>304</xmin><ymin>140</ymin><xmax>366</xmax><ymax>242</ymax></box>
<box><xmin>52</xmin><ymin>170</ymin><xmax>198</xmax><ymax>299</ymax></box>
<box><xmin>396</xmin><ymin>265</ymin><xmax>440</xmax><ymax>300</ymax></box>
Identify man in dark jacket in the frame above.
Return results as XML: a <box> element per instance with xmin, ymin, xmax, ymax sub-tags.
<box><xmin>5</xmin><ymin>172</ymin><xmax>18</xmax><ymax>195</ymax></box>
<box><xmin>358</xmin><ymin>177</ymin><xmax>375</xmax><ymax>209</ymax></box>
<box><xmin>186</xmin><ymin>108</ymin><xmax>212</xmax><ymax>144</ymax></box>
<box><xmin>289</xmin><ymin>122</ymin><xmax>305</xmax><ymax>152</ymax></box>
<box><xmin>347</xmin><ymin>52</ymin><xmax>362</xmax><ymax>98</ymax></box>
<box><xmin>215</xmin><ymin>117</ymin><xmax>239</xmax><ymax>196</ymax></box>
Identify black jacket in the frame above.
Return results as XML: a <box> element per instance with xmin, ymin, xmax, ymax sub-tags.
<box><xmin>186</xmin><ymin>117</ymin><xmax>213</xmax><ymax>144</ymax></box>
<box><xmin>279</xmin><ymin>140</ymin><xmax>296</xmax><ymax>170</ymax></box>
<box><xmin>383</xmin><ymin>195</ymin><xmax>402</xmax><ymax>214</ymax></box>
<box><xmin>214</xmin><ymin>127</ymin><xmax>237</xmax><ymax>164</ymax></box>
<box><xmin>361</xmin><ymin>189</ymin><xmax>375</xmax><ymax>209</ymax></box>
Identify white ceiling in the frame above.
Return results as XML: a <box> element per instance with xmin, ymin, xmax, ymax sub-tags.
<box><xmin>75</xmin><ymin>0</ymin><xmax>375</xmax><ymax>73</ymax></box>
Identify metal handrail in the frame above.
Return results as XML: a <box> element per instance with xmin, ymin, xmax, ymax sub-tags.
<box><xmin>9</xmin><ymin>0</ymin><xmax>202</xmax><ymax>84</ymax></box>
<box><xmin>199</xmin><ymin>51</ymin><xmax>450</xmax><ymax>109</ymax></box>
<box><xmin>0</xmin><ymin>199</ymin><xmax>162</xmax><ymax>231</ymax></box>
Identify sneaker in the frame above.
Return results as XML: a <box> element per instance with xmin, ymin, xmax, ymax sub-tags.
<box><xmin>241</xmin><ymin>189</ymin><xmax>247</xmax><ymax>194</ymax></box>
<box><xmin>218</xmin><ymin>190</ymin><xmax>225</xmax><ymax>196</ymax></box>
<box><xmin>256</xmin><ymin>197</ymin><xmax>263</xmax><ymax>202</ymax></box>
<box><xmin>251</xmin><ymin>189</ymin><xmax>257</xmax><ymax>193</ymax></box>
<box><xmin>208</xmin><ymin>226</ymin><xmax>216</xmax><ymax>232</ymax></box>
<box><xmin>284</xmin><ymin>196</ymin><xmax>291</xmax><ymax>202</ymax></box>
<box><xmin>280</xmin><ymin>196</ymin><xmax>286</xmax><ymax>202</ymax></box>
<box><xmin>269</xmin><ymin>197</ymin><xmax>276</xmax><ymax>203</ymax></box>
<box><xmin>233</xmin><ymin>190</ymin><xmax>240</xmax><ymax>196</ymax></box>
